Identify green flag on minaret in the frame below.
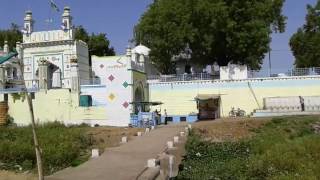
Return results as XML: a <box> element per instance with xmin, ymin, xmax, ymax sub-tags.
<box><xmin>50</xmin><ymin>0</ymin><xmax>60</xmax><ymax>12</ymax></box>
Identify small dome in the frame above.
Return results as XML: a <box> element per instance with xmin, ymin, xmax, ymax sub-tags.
<box><xmin>132</xmin><ymin>44</ymin><xmax>150</xmax><ymax>56</ymax></box>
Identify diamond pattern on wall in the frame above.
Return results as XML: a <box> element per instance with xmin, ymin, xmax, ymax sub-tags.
<box><xmin>108</xmin><ymin>93</ymin><xmax>115</xmax><ymax>101</ymax></box>
<box><xmin>122</xmin><ymin>81</ymin><xmax>129</xmax><ymax>88</ymax></box>
<box><xmin>122</xmin><ymin>101</ymin><xmax>129</xmax><ymax>108</ymax></box>
<box><xmin>108</xmin><ymin>75</ymin><xmax>115</xmax><ymax>82</ymax></box>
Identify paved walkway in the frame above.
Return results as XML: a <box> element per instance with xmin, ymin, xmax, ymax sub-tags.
<box><xmin>46</xmin><ymin>124</ymin><xmax>185</xmax><ymax>180</ymax></box>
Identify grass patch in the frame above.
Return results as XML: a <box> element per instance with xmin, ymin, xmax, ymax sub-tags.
<box><xmin>176</xmin><ymin>116</ymin><xmax>320</xmax><ymax>179</ymax></box>
<box><xmin>0</xmin><ymin>122</ymin><xmax>92</xmax><ymax>175</ymax></box>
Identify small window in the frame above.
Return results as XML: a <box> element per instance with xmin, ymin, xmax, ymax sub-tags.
<box><xmin>180</xmin><ymin>117</ymin><xmax>186</xmax><ymax>122</ymax></box>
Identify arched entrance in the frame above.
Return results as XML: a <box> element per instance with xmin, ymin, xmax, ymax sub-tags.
<box><xmin>134</xmin><ymin>84</ymin><xmax>145</xmax><ymax>113</ymax></box>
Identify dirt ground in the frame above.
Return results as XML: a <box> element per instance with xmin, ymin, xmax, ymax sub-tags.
<box><xmin>0</xmin><ymin>126</ymin><xmax>143</xmax><ymax>180</ymax></box>
<box><xmin>86</xmin><ymin>126</ymin><xmax>144</xmax><ymax>151</ymax></box>
<box><xmin>0</xmin><ymin>170</ymin><xmax>37</xmax><ymax>180</ymax></box>
<box><xmin>193</xmin><ymin>117</ymin><xmax>271</xmax><ymax>141</ymax></box>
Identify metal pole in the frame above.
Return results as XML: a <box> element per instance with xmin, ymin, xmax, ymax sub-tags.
<box><xmin>17</xmin><ymin>54</ymin><xmax>44</xmax><ymax>180</ymax></box>
<box><xmin>268</xmin><ymin>50</ymin><xmax>271</xmax><ymax>77</ymax></box>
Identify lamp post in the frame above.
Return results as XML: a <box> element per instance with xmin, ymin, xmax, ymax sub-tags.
<box><xmin>268</xmin><ymin>49</ymin><xmax>271</xmax><ymax>77</ymax></box>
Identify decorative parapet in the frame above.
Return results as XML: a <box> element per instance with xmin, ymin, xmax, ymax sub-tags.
<box><xmin>147</xmin><ymin>75</ymin><xmax>320</xmax><ymax>86</ymax></box>
<box><xmin>130</xmin><ymin>60</ymin><xmax>145</xmax><ymax>72</ymax></box>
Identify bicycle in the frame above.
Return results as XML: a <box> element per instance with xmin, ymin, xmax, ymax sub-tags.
<box><xmin>229</xmin><ymin>107</ymin><xmax>246</xmax><ymax>117</ymax></box>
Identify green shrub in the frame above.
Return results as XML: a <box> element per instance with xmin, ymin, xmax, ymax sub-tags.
<box><xmin>0</xmin><ymin>122</ymin><xmax>91</xmax><ymax>175</ymax></box>
<box><xmin>176</xmin><ymin>116</ymin><xmax>320</xmax><ymax>179</ymax></box>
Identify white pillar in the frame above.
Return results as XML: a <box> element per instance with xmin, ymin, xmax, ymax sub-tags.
<box><xmin>70</xmin><ymin>58</ymin><xmax>80</xmax><ymax>92</ymax></box>
<box><xmin>0</xmin><ymin>65</ymin><xmax>6</xmax><ymax>89</ymax></box>
<box><xmin>37</xmin><ymin>59</ymin><xmax>49</xmax><ymax>90</ymax></box>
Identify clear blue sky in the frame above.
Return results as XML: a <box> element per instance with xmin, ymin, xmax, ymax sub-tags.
<box><xmin>0</xmin><ymin>0</ymin><xmax>317</xmax><ymax>72</ymax></box>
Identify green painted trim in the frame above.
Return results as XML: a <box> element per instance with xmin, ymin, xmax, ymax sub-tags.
<box><xmin>0</xmin><ymin>51</ymin><xmax>18</xmax><ymax>64</ymax></box>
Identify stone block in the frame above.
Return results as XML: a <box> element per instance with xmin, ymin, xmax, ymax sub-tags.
<box><xmin>121</xmin><ymin>136</ymin><xmax>127</xmax><ymax>143</ymax></box>
<box><xmin>147</xmin><ymin>159</ymin><xmax>157</xmax><ymax>168</ymax></box>
<box><xmin>91</xmin><ymin>149</ymin><xmax>99</xmax><ymax>158</ymax></box>
<box><xmin>173</xmin><ymin>136</ymin><xmax>179</xmax><ymax>143</ymax></box>
<box><xmin>167</xmin><ymin>141</ymin><xmax>174</xmax><ymax>149</ymax></box>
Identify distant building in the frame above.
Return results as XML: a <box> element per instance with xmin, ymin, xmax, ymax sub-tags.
<box><xmin>0</xmin><ymin>41</ymin><xmax>22</xmax><ymax>90</ymax></box>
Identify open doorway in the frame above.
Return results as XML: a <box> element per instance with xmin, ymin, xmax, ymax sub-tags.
<box><xmin>134</xmin><ymin>86</ymin><xmax>145</xmax><ymax>114</ymax></box>
<box><xmin>48</xmin><ymin>63</ymin><xmax>61</xmax><ymax>88</ymax></box>
<box><xmin>195</xmin><ymin>94</ymin><xmax>220</xmax><ymax>120</ymax></box>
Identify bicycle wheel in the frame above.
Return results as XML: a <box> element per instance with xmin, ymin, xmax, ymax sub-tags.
<box><xmin>239</xmin><ymin>110</ymin><xmax>246</xmax><ymax>117</ymax></box>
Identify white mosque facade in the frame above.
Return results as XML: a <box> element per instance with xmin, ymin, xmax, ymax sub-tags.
<box><xmin>22</xmin><ymin>7</ymin><xmax>90</xmax><ymax>90</ymax></box>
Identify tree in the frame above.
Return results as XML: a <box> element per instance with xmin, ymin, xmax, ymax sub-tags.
<box><xmin>135</xmin><ymin>0</ymin><xmax>286</xmax><ymax>74</ymax></box>
<box><xmin>0</xmin><ymin>23</ymin><xmax>22</xmax><ymax>50</ymax></box>
<box><xmin>290</xmin><ymin>1</ymin><xmax>320</xmax><ymax>68</ymax></box>
<box><xmin>74</xmin><ymin>26</ymin><xmax>115</xmax><ymax>56</ymax></box>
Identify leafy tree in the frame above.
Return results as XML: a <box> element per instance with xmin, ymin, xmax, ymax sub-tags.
<box><xmin>74</xmin><ymin>25</ymin><xmax>90</xmax><ymax>44</ymax></box>
<box><xmin>89</xmin><ymin>33</ymin><xmax>115</xmax><ymax>56</ymax></box>
<box><xmin>74</xmin><ymin>26</ymin><xmax>115</xmax><ymax>56</ymax></box>
<box><xmin>135</xmin><ymin>0</ymin><xmax>286</xmax><ymax>73</ymax></box>
<box><xmin>290</xmin><ymin>1</ymin><xmax>320</xmax><ymax>68</ymax></box>
<box><xmin>0</xmin><ymin>23</ymin><xmax>22</xmax><ymax>51</ymax></box>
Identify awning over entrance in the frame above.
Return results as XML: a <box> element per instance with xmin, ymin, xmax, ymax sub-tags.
<box><xmin>195</xmin><ymin>94</ymin><xmax>221</xmax><ymax>101</ymax></box>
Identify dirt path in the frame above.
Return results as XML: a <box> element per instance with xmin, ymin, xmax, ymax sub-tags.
<box><xmin>46</xmin><ymin>124</ymin><xmax>185</xmax><ymax>180</ymax></box>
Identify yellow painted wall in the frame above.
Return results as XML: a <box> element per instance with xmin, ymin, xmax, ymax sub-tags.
<box><xmin>7</xmin><ymin>89</ymin><xmax>107</xmax><ymax>125</ymax></box>
<box><xmin>149</xmin><ymin>78</ymin><xmax>320</xmax><ymax>117</ymax></box>
<box><xmin>5</xmin><ymin>77</ymin><xmax>320</xmax><ymax>125</ymax></box>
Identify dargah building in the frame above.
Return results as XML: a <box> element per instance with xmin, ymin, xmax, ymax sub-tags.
<box><xmin>0</xmin><ymin>7</ymin><xmax>320</xmax><ymax>127</ymax></box>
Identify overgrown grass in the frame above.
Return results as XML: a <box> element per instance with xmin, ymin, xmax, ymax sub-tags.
<box><xmin>0</xmin><ymin>122</ymin><xmax>92</xmax><ymax>175</ymax></box>
<box><xmin>177</xmin><ymin>116</ymin><xmax>320</xmax><ymax>179</ymax></box>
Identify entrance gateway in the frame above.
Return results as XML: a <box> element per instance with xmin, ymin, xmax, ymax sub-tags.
<box><xmin>195</xmin><ymin>94</ymin><xmax>221</xmax><ymax>120</ymax></box>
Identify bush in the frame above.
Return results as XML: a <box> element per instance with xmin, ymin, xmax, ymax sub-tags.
<box><xmin>0</xmin><ymin>122</ymin><xmax>91</xmax><ymax>175</ymax></box>
<box><xmin>176</xmin><ymin>116</ymin><xmax>320</xmax><ymax>179</ymax></box>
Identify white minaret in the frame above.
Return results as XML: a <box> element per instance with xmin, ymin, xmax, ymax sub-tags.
<box><xmin>126</xmin><ymin>45</ymin><xmax>132</xmax><ymax>57</ymax></box>
<box><xmin>24</xmin><ymin>10</ymin><xmax>33</xmax><ymax>34</ymax></box>
<box><xmin>62</xmin><ymin>6</ymin><xmax>72</xmax><ymax>30</ymax></box>
<box><xmin>3</xmin><ymin>41</ymin><xmax>9</xmax><ymax>54</ymax></box>
<box><xmin>15</xmin><ymin>42</ymin><xmax>22</xmax><ymax>59</ymax></box>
